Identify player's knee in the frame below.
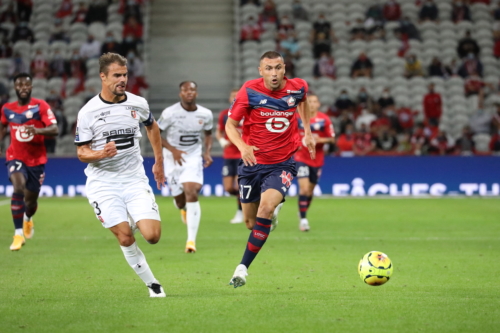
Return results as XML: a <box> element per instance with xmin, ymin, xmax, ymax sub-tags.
<box><xmin>13</xmin><ymin>184</ymin><xmax>25</xmax><ymax>194</ymax></box>
<box><xmin>299</xmin><ymin>189</ymin><xmax>313</xmax><ymax>197</ymax></box>
<box><xmin>184</xmin><ymin>192</ymin><xmax>199</xmax><ymax>202</ymax></box>
<box><xmin>145</xmin><ymin>231</ymin><xmax>161</xmax><ymax>244</ymax></box>
<box><xmin>257</xmin><ymin>203</ymin><xmax>275</xmax><ymax>220</ymax></box>
<box><xmin>118</xmin><ymin>234</ymin><xmax>135</xmax><ymax>247</ymax></box>
<box><xmin>245</xmin><ymin>219</ymin><xmax>255</xmax><ymax>230</ymax></box>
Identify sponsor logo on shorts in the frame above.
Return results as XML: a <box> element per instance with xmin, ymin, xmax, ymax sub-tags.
<box><xmin>9</xmin><ymin>165</ymin><xmax>15</xmax><ymax>172</ymax></box>
<box><xmin>280</xmin><ymin>171</ymin><xmax>293</xmax><ymax>187</ymax></box>
<box><xmin>98</xmin><ymin>216</ymin><xmax>104</xmax><ymax>223</ymax></box>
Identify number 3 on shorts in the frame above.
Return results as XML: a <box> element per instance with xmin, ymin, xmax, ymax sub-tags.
<box><xmin>239</xmin><ymin>185</ymin><xmax>252</xmax><ymax>199</ymax></box>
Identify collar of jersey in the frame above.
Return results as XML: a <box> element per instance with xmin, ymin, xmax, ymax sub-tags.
<box><xmin>99</xmin><ymin>93</ymin><xmax>128</xmax><ymax>104</ymax></box>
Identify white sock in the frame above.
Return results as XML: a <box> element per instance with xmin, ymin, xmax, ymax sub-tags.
<box><xmin>120</xmin><ymin>242</ymin><xmax>156</xmax><ymax>285</ymax></box>
<box><xmin>15</xmin><ymin>228</ymin><xmax>23</xmax><ymax>236</ymax></box>
<box><xmin>186</xmin><ymin>201</ymin><xmax>201</xmax><ymax>242</ymax></box>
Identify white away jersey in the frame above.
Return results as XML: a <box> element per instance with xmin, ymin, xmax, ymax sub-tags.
<box><xmin>157</xmin><ymin>102</ymin><xmax>213</xmax><ymax>157</ymax></box>
<box><xmin>74</xmin><ymin>92</ymin><xmax>154</xmax><ymax>181</ymax></box>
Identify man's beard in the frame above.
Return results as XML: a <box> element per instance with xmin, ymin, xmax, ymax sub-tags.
<box><xmin>16</xmin><ymin>90</ymin><xmax>31</xmax><ymax>104</ymax></box>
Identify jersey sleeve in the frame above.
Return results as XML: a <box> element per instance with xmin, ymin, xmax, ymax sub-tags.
<box><xmin>156</xmin><ymin>108</ymin><xmax>170</xmax><ymax>131</ymax></box>
<box><xmin>300</xmin><ymin>79</ymin><xmax>309</xmax><ymax>102</ymax></box>
<box><xmin>39</xmin><ymin>100</ymin><xmax>57</xmax><ymax>126</ymax></box>
<box><xmin>204</xmin><ymin>111</ymin><xmax>213</xmax><ymax>131</ymax></box>
<box><xmin>137</xmin><ymin>99</ymin><xmax>154</xmax><ymax>126</ymax></box>
<box><xmin>0</xmin><ymin>106</ymin><xmax>6</xmax><ymax>126</ymax></box>
<box><xmin>323</xmin><ymin>115</ymin><xmax>335</xmax><ymax>138</ymax></box>
<box><xmin>74</xmin><ymin>112</ymin><xmax>93</xmax><ymax>146</ymax></box>
<box><xmin>228</xmin><ymin>86</ymin><xmax>249</xmax><ymax>122</ymax></box>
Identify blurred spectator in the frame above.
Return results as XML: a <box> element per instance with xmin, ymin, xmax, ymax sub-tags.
<box><xmin>0</xmin><ymin>33</ymin><xmax>13</xmax><ymax>58</ymax></box>
<box><xmin>338</xmin><ymin>110</ymin><xmax>355</xmax><ymax>134</ymax></box>
<box><xmin>469</xmin><ymin>100</ymin><xmax>492</xmax><ymax>134</ymax></box>
<box><xmin>67</xmin><ymin>50</ymin><xmax>87</xmax><ymax>94</ymax></box>
<box><xmin>351</xmin><ymin>52</ymin><xmax>373</xmax><ymax>78</ymax></box>
<box><xmin>489</xmin><ymin>131</ymin><xmax>500</xmax><ymax>154</ymax></box>
<box><xmin>355</xmin><ymin>109</ymin><xmax>376</xmax><ymax>130</ymax></box>
<box><xmin>311</xmin><ymin>13</ymin><xmax>335</xmax><ymax>42</ymax></box>
<box><xmin>8</xmin><ymin>52</ymin><xmax>29</xmax><ymax>79</ymax></box>
<box><xmin>123</xmin><ymin>16</ymin><xmax>143</xmax><ymax>41</ymax></box>
<box><xmin>353</xmin><ymin>125</ymin><xmax>376</xmax><ymax>156</ymax></box>
<box><xmin>366</xmin><ymin>3</ymin><xmax>384</xmax><ymax>24</ymax></box>
<box><xmin>127</xmin><ymin>50</ymin><xmax>148</xmax><ymax>96</ymax></box>
<box><xmin>17</xmin><ymin>0</ymin><xmax>33</xmax><ymax>22</ymax></box>
<box><xmin>355</xmin><ymin>87</ymin><xmax>375</xmax><ymax>112</ymax></box>
<box><xmin>396</xmin><ymin>105</ymin><xmax>415</xmax><ymax>132</ymax></box>
<box><xmin>411</xmin><ymin>123</ymin><xmax>430</xmax><ymax>155</ymax></box>
<box><xmin>30</xmin><ymin>49</ymin><xmax>49</xmax><ymax>79</ymax></box>
<box><xmin>279</xmin><ymin>31</ymin><xmax>300</xmax><ymax>60</ymax></box>
<box><xmin>101</xmin><ymin>33</ymin><xmax>123</xmax><ymax>55</ymax></box>
<box><xmin>455</xmin><ymin>125</ymin><xmax>475</xmax><ymax>155</ymax></box>
<box><xmin>423</xmin><ymin>83</ymin><xmax>442</xmax><ymax>126</ymax></box>
<box><xmin>313</xmin><ymin>52</ymin><xmax>335</xmax><ymax>78</ymax></box>
<box><xmin>121</xmin><ymin>33</ymin><xmax>139</xmax><ymax>55</ymax></box>
<box><xmin>72</xmin><ymin>2</ymin><xmax>88</xmax><ymax>23</ymax></box>
<box><xmin>277</xmin><ymin>14</ymin><xmax>295</xmax><ymax>40</ymax></box>
<box><xmin>46</xmin><ymin>90</ymin><xmax>67</xmax><ymax>144</ymax></box>
<box><xmin>0</xmin><ymin>3</ymin><xmax>18</xmax><ymax>24</ymax></box>
<box><xmin>56</xmin><ymin>0</ymin><xmax>73</xmax><ymax>19</ymax></box>
<box><xmin>364</xmin><ymin>19</ymin><xmax>385</xmax><ymax>41</ymax></box>
<box><xmin>240</xmin><ymin>16</ymin><xmax>261</xmax><ymax>43</ymax></box>
<box><xmin>419</xmin><ymin>0</ymin><xmax>439</xmax><ymax>22</ymax></box>
<box><xmin>404</xmin><ymin>54</ymin><xmax>424</xmax><ymax>78</ymax></box>
<box><xmin>49</xmin><ymin>49</ymin><xmax>67</xmax><ymax>79</ymax></box>
<box><xmin>396</xmin><ymin>132</ymin><xmax>413</xmax><ymax>154</ymax></box>
<box><xmin>292</xmin><ymin>0</ymin><xmax>308</xmax><ymax>21</ymax></box>
<box><xmin>373</xmin><ymin>128</ymin><xmax>398</xmax><ymax>153</ymax></box>
<box><xmin>334</xmin><ymin>90</ymin><xmax>355</xmax><ymax>116</ymax></box>
<box><xmin>491</xmin><ymin>102</ymin><xmax>500</xmax><ymax>131</ymax></box>
<box><xmin>79</xmin><ymin>35</ymin><xmax>102</xmax><ymax>59</ymax></box>
<box><xmin>451</xmin><ymin>0</ymin><xmax>471</xmax><ymax>23</ymax></box>
<box><xmin>464</xmin><ymin>70</ymin><xmax>486</xmax><ymax>97</ymax></box>
<box><xmin>50</xmin><ymin>18</ymin><xmax>70</xmax><ymax>43</ymax></box>
<box><xmin>428</xmin><ymin>57</ymin><xmax>448</xmax><ymax>78</ymax></box>
<box><xmin>459</xmin><ymin>54</ymin><xmax>483</xmax><ymax>78</ymax></box>
<box><xmin>494</xmin><ymin>2</ymin><xmax>500</xmax><ymax>20</ymax></box>
<box><xmin>121</xmin><ymin>0</ymin><xmax>144</xmax><ymax>23</ymax></box>
<box><xmin>457</xmin><ymin>31</ymin><xmax>480</xmax><ymax>59</ymax></box>
<box><xmin>428</xmin><ymin>129</ymin><xmax>455</xmax><ymax>155</ymax></box>
<box><xmin>0</xmin><ymin>80</ymin><xmax>8</xmax><ymax>108</ymax></box>
<box><xmin>86</xmin><ymin>0</ymin><xmax>108</xmax><ymax>24</ymax></box>
<box><xmin>312</xmin><ymin>32</ymin><xmax>331</xmax><ymax>58</ymax></box>
<box><xmin>260</xmin><ymin>0</ymin><xmax>278</xmax><ymax>25</ymax></box>
<box><xmin>383</xmin><ymin>0</ymin><xmax>402</xmax><ymax>21</ymax></box>
<box><xmin>398</xmin><ymin>17</ymin><xmax>420</xmax><ymax>40</ymax></box>
<box><xmin>377</xmin><ymin>87</ymin><xmax>395</xmax><ymax>112</ymax></box>
<box><xmin>494</xmin><ymin>30</ymin><xmax>500</xmax><ymax>58</ymax></box>
<box><xmin>350</xmin><ymin>18</ymin><xmax>367</xmax><ymax>41</ymax></box>
<box><xmin>445</xmin><ymin>58</ymin><xmax>461</xmax><ymax>77</ymax></box>
<box><xmin>335</xmin><ymin>123</ymin><xmax>356</xmax><ymax>156</ymax></box>
<box><xmin>12</xmin><ymin>21</ymin><xmax>34</xmax><ymax>43</ymax></box>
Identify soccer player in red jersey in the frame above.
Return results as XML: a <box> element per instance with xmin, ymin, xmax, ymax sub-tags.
<box><xmin>294</xmin><ymin>93</ymin><xmax>335</xmax><ymax>232</ymax></box>
<box><xmin>225</xmin><ymin>51</ymin><xmax>315</xmax><ymax>288</ymax></box>
<box><xmin>215</xmin><ymin>89</ymin><xmax>244</xmax><ymax>224</ymax></box>
<box><xmin>0</xmin><ymin>73</ymin><xmax>58</xmax><ymax>251</ymax></box>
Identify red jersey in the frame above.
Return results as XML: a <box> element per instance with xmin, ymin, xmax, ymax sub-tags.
<box><xmin>295</xmin><ymin>112</ymin><xmax>334</xmax><ymax>167</ymax></box>
<box><xmin>423</xmin><ymin>92</ymin><xmax>442</xmax><ymax>119</ymax></box>
<box><xmin>218</xmin><ymin>108</ymin><xmax>242</xmax><ymax>159</ymax></box>
<box><xmin>1</xmin><ymin>98</ymin><xmax>57</xmax><ymax>166</ymax></box>
<box><xmin>229</xmin><ymin>77</ymin><xmax>308</xmax><ymax>164</ymax></box>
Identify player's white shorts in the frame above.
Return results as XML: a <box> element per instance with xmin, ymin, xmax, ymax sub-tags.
<box><xmin>86</xmin><ymin>175</ymin><xmax>160</xmax><ymax>229</ymax></box>
<box><xmin>164</xmin><ymin>153</ymin><xmax>203</xmax><ymax>197</ymax></box>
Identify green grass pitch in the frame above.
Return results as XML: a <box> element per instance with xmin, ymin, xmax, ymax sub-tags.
<box><xmin>1</xmin><ymin>196</ymin><xmax>499</xmax><ymax>333</ymax></box>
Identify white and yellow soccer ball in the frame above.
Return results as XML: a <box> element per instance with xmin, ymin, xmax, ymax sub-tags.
<box><xmin>358</xmin><ymin>251</ymin><xmax>393</xmax><ymax>286</ymax></box>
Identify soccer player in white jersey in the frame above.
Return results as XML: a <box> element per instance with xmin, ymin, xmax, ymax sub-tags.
<box><xmin>74</xmin><ymin>53</ymin><xmax>167</xmax><ymax>297</ymax></box>
<box><xmin>157</xmin><ymin>81</ymin><xmax>213</xmax><ymax>253</ymax></box>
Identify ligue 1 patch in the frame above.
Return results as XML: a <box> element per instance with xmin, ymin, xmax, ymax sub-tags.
<box><xmin>75</xmin><ymin>127</ymin><xmax>79</xmax><ymax>141</ymax></box>
<box><xmin>198</xmin><ymin>119</ymin><xmax>203</xmax><ymax>125</ymax></box>
<box><xmin>25</xmin><ymin>111</ymin><xmax>33</xmax><ymax>119</ymax></box>
<box><xmin>9</xmin><ymin>165</ymin><xmax>15</xmax><ymax>172</ymax></box>
<box><xmin>286</xmin><ymin>96</ymin><xmax>296</xmax><ymax>107</ymax></box>
<box><xmin>131</xmin><ymin>110</ymin><xmax>137</xmax><ymax>118</ymax></box>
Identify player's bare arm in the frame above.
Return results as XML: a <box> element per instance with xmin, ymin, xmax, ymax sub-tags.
<box><xmin>203</xmin><ymin>129</ymin><xmax>213</xmax><ymax>168</ymax></box>
<box><xmin>76</xmin><ymin>141</ymin><xmax>117</xmax><ymax>163</ymax></box>
<box><xmin>145</xmin><ymin>120</ymin><xmax>166</xmax><ymax>189</ymax></box>
<box><xmin>215</xmin><ymin>126</ymin><xmax>229</xmax><ymax>148</ymax></box>
<box><xmin>225</xmin><ymin>118</ymin><xmax>258</xmax><ymax>166</ymax></box>
<box><xmin>298</xmin><ymin>100</ymin><xmax>316</xmax><ymax>160</ymax></box>
<box><xmin>24</xmin><ymin>124</ymin><xmax>59</xmax><ymax>137</ymax></box>
<box><xmin>160</xmin><ymin>132</ymin><xmax>186</xmax><ymax>166</ymax></box>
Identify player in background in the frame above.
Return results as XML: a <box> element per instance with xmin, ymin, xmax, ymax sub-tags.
<box><xmin>75</xmin><ymin>53</ymin><xmax>166</xmax><ymax>297</ymax></box>
<box><xmin>215</xmin><ymin>89</ymin><xmax>243</xmax><ymax>224</ymax></box>
<box><xmin>225</xmin><ymin>51</ymin><xmax>315</xmax><ymax>288</ymax></box>
<box><xmin>0</xmin><ymin>73</ymin><xmax>58</xmax><ymax>251</ymax></box>
<box><xmin>295</xmin><ymin>93</ymin><xmax>335</xmax><ymax>232</ymax></box>
<box><xmin>157</xmin><ymin>81</ymin><xmax>213</xmax><ymax>253</ymax></box>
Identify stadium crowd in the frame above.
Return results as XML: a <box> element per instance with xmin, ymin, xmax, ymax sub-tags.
<box><xmin>0</xmin><ymin>0</ymin><xmax>149</xmax><ymax>153</ymax></box>
<box><xmin>239</xmin><ymin>0</ymin><xmax>500</xmax><ymax>156</ymax></box>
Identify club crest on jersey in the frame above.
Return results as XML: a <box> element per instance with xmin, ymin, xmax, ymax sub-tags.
<box><xmin>131</xmin><ymin>110</ymin><xmax>137</xmax><ymax>118</ymax></box>
<box><xmin>25</xmin><ymin>110</ymin><xmax>33</xmax><ymax>119</ymax></box>
<box><xmin>286</xmin><ymin>96</ymin><xmax>296</xmax><ymax>107</ymax></box>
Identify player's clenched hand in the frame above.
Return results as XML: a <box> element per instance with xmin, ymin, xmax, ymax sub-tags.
<box><xmin>23</xmin><ymin>125</ymin><xmax>38</xmax><ymax>136</ymax></box>
<box><xmin>102</xmin><ymin>141</ymin><xmax>118</xmax><ymax>158</ymax></box>
<box><xmin>203</xmin><ymin>152</ymin><xmax>213</xmax><ymax>168</ymax></box>
<box><xmin>172</xmin><ymin>148</ymin><xmax>187</xmax><ymax>166</ymax></box>
<box><xmin>240</xmin><ymin>144</ymin><xmax>259</xmax><ymax>166</ymax></box>
<box><xmin>303</xmin><ymin>133</ymin><xmax>316</xmax><ymax>160</ymax></box>
<box><xmin>152</xmin><ymin>161</ymin><xmax>166</xmax><ymax>190</ymax></box>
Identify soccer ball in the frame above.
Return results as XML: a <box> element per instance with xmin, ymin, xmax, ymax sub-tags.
<box><xmin>358</xmin><ymin>251</ymin><xmax>393</xmax><ymax>286</ymax></box>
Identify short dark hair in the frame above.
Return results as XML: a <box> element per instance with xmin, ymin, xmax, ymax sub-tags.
<box><xmin>99</xmin><ymin>52</ymin><xmax>127</xmax><ymax>74</ymax></box>
<box><xmin>179</xmin><ymin>81</ymin><xmax>198</xmax><ymax>89</ymax></box>
<box><xmin>13</xmin><ymin>72</ymin><xmax>32</xmax><ymax>83</ymax></box>
<box><xmin>260</xmin><ymin>51</ymin><xmax>283</xmax><ymax>62</ymax></box>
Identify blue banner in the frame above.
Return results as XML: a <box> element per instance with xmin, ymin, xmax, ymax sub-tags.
<box><xmin>0</xmin><ymin>156</ymin><xmax>498</xmax><ymax>197</ymax></box>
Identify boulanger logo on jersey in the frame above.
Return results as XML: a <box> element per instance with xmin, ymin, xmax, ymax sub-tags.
<box><xmin>15</xmin><ymin>126</ymin><xmax>34</xmax><ymax>142</ymax></box>
<box><xmin>265</xmin><ymin>117</ymin><xmax>290</xmax><ymax>133</ymax></box>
